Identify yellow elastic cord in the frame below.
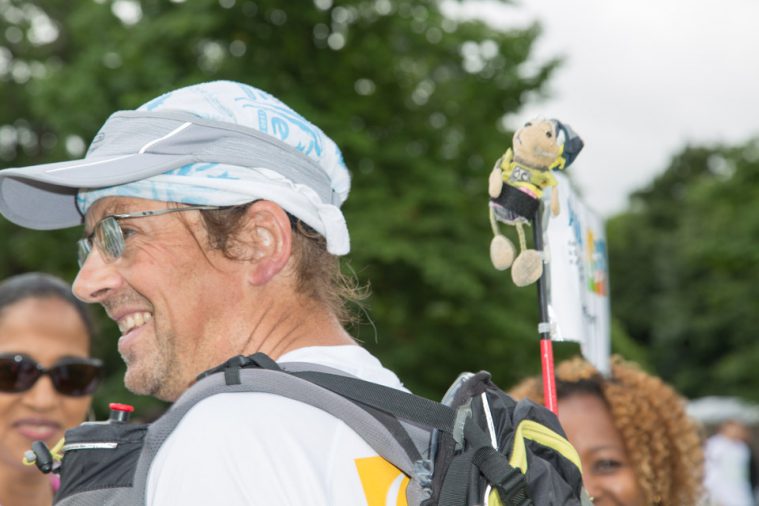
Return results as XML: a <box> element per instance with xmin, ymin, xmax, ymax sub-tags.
<box><xmin>50</xmin><ymin>437</ymin><xmax>65</xmax><ymax>461</ymax></box>
<box><xmin>509</xmin><ymin>420</ymin><xmax>582</xmax><ymax>474</ymax></box>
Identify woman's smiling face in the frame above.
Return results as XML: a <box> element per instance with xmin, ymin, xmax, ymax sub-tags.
<box><xmin>558</xmin><ymin>392</ymin><xmax>647</xmax><ymax>506</ymax></box>
<box><xmin>0</xmin><ymin>297</ymin><xmax>92</xmax><ymax>472</ymax></box>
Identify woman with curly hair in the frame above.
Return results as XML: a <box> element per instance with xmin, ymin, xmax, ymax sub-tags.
<box><xmin>509</xmin><ymin>355</ymin><xmax>703</xmax><ymax>506</ymax></box>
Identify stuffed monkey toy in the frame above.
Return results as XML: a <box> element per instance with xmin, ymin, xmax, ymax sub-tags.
<box><xmin>488</xmin><ymin>118</ymin><xmax>584</xmax><ymax>286</ymax></box>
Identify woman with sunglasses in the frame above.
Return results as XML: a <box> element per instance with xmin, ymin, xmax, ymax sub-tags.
<box><xmin>0</xmin><ymin>272</ymin><xmax>103</xmax><ymax>506</ymax></box>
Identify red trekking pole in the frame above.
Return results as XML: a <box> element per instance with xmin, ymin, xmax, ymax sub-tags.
<box><xmin>533</xmin><ymin>207</ymin><xmax>557</xmax><ymax>414</ymax></box>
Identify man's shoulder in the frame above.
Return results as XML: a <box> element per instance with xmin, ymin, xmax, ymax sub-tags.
<box><xmin>150</xmin><ymin>345</ymin><xmax>403</xmax><ymax>467</ymax></box>
<box><xmin>276</xmin><ymin>344</ymin><xmax>407</xmax><ymax>391</ymax></box>
<box><xmin>156</xmin><ymin>345</ymin><xmax>403</xmax><ymax>456</ymax></box>
<box><xmin>148</xmin><ymin>392</ymin><xmax>378</xmax><ymax>505</ymax></box>
<box><xmin>179</xmin><ymin>391</ymin><xmax>354</xmax><ymax>435</ymax></box>
<box><xmin>147</xmin><ymin>347</ymin><xmax>404</xmax><ymax>504</ymax></box>
<box><xmin>173</xmin><ymin>343</ymin><xmax>406</xmax><ymax>436</ymax></box>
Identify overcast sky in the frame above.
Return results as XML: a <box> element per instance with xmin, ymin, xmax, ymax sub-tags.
<box><xmin>445</xmin><ymin>0</ymin><xmax>759</xmax><ymax>217</ymax></box>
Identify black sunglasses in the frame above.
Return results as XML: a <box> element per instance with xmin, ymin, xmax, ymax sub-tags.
<box><xmin>0</xmin><ymin>354</ymin><xmax>104</xmax><ymax>397</ymax></box>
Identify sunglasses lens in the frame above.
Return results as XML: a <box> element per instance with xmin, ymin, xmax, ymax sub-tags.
<box><xmin>50</xmin><ymin>362</ymin><xmax>103</xmax><ymax>397</ymax></box>
<box><xmin>77</xmin><ymin>239</ymin><xmax>91</xmax><ymax>268</ymax></box>
<box><xmin>96</xmin><ymin>218</ymin><xmax>125</xmax><ymax>261</ymax></box>
<box><xmin>0</xmin><ymin>356</ymin><xmax>40</xmax><ymax>393</ymax></box>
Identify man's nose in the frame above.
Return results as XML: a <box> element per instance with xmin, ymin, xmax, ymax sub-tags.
<box><xmin>73</xmin><ymin>247</ymin><xmax>122</xmax><ymax>303</ymax></box>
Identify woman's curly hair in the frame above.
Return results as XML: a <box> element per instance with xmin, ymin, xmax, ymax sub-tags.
<box><xmin>509</xmin><ymin>355</ymin><xmax>704</xmax><ymax>506</ymax></box>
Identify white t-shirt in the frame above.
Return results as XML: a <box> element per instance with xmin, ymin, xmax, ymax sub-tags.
<box><xmin>146</xmin><ymin>345</ymin><xmax>411</xmax><ymax>505</ymax></box>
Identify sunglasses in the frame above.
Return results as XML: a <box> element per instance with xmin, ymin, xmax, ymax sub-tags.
<box><xmin>0</xmin><ymin>354</ymin><xmax>104</xmax><ymax>397</ymax></box>
<box><xmin>77</xmin><ymin>205</ymin><xmax>225</xmax><ymax>268</ymax></box>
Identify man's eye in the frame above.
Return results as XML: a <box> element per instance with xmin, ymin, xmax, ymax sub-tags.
<box><xmin>593</xmin><ymin>459</ymin><xmax>622</xmax><ymax>474</ymax></box>
<box><xmin>120</xmin><ymin>226</ymin><xmax>138</xmax><ymax>239</ymax></box>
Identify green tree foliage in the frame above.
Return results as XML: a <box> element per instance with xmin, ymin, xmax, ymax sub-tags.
<box><xmin>0</xmin><ymin>0</ymin><xmax>560</xmax><ymax>413</ymax></box>
<box><xmin>608</xmin><ymin>139</ymin><xmax>759</xmax><ymax>400</ymax></box>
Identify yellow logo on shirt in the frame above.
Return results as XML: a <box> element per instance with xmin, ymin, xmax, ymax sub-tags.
<box><xmin>355</xmin><ymin>456</ymin><xmax>409</xmax><ymax>506</ymax></box>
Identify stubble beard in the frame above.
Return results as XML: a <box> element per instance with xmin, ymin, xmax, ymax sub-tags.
<box><xmin>121</xmin><ymin>323</ymin><xmax>184</xmax><ymax>402</ymax></box>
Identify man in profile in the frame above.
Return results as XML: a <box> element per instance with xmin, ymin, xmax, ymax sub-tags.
<box><xmin>0</xmin><ymin>80</ymin><xmax>408</xmax><ymax>504</ymax></box>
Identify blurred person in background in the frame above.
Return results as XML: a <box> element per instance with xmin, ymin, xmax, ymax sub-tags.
<box><xmin>743</xmin><ymin>422</ymin><xmax>759</xmax><ymax>504</ymax></box>
<box><xmin>704</xmin><ymin>419</ymin><xmax>756</xmax><ymax>506</ymax></box>
<box><xmin>0</xmin><ymin>272</ymin><xmax>103</xmax><ymax>506</ymax></box>
<box><xmin>510</xmin><ymin>355</ymin><xmax>704</xmax><ymax>506</ymax></box>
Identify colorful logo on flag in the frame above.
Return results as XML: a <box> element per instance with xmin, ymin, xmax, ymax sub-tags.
<box><xmin>585</xmin><ymin>230</ymin><xmax>608</xmax><ymax>296</ymax></box>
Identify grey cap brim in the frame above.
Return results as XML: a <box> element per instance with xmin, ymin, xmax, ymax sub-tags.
<box><xmin>0</xmin><ymin>152</ymin><xmax>195</xmax><ymax>229</ymax></box>
<box><xmin>0</xmin><ymin>109</ymin><xmax>338</xmax><ymax>231</ymax></box>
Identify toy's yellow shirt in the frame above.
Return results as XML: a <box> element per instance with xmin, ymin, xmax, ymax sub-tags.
<box><xmin>501</xmin><ymin>159</ymin><xmax>558</xmax><ymax>198</ymax></box>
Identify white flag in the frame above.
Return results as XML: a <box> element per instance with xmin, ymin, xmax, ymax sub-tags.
<box><xmin>543</xmin><ymin>173</ymin><xmax>611</xmax><ymax>374</ymax></box>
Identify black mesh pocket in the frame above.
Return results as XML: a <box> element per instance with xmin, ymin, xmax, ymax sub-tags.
<box><xmin>55</xmin><ymin>422</ymin><xmax>148</xmax><ymax>503</ymax></box>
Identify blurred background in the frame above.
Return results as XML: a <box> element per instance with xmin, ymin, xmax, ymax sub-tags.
<box><xmin>0</xmin><ymin>0</ymin><xmax>758</xmax><ymax>421</ymax></box>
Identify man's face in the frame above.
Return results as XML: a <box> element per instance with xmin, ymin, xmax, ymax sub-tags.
<box><xmin>73</xmin><ymin>197</ymin><xmax>248</xmax><ymax>401</ymax></box>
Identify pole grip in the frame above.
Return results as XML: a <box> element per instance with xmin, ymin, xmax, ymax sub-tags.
<box><xmin>540</xmin><ymin>338</ymin><xmax>558</xmax><ymax>414</ymax></box>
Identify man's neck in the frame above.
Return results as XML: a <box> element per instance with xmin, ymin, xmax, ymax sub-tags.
<box><xmin>170</xmin><ymin>286</ymin><xmax>358</xmax><ymax>402</ymax></box>
<box><xmin>242</xmin><ymin>299</ymin><xmax>356</xmax><ymax>360</ymax></box>
<box><xmin>203</xmin><ymin>289</ymin><xmax>356</xmax><ymax>364</ymax></box>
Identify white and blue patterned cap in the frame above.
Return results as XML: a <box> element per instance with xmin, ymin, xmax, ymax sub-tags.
<box><xmin>0</xmin><ymin>80</ymin><xmax>352</xmax><ymax>254</ymax></box>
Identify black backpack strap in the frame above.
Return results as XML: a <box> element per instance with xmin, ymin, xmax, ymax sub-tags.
<box><xmin>292</xmin><ymin>370</ymin><xmax>456</xmax><ymax>433</ymax></box>
<box><xmin>466</xmin><ymin>416</ymin><xmax>531</xmax><ymax>506</ymax></box>
<box><xmin>437</xmin><ymin>446</ymin><xmax>476</xmax><ymax>506</ymax></box>
<box><xmin>281</xmin><ymin>363</ymin><xmax>437</xmax><ymax>469</ymax></box>
<box><xmin>356</xmin><ymin>403</ymin><xmax>424</xmax><ymax>464</ymax></box>
<box><xmin>198</xmin><ymin>354</ymin><xmax>441</xmax><ymax>467</ymax></box>
<box><xmin>438</xmin><ymin>417</ymin><xmax>532</xmax><ymax>506</ymax></box>
<box><xmin>196</xmin><ymin>353</ymin><xmax>281</xmax><ymax>385</ymax></box>
<box><xmin>293</xmin><ymin>369</ymin><xmax>529</xmax><ymax>505</ymax></box>
<box><xmin>473</xmin><ymin>447</ymin><xmax>532</xmax><ymax>506</ymax></box>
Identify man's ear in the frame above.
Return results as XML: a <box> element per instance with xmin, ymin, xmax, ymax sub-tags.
<box><xmin>240</xmin><ymin>201</ymin><xmax>293</xmax><ymax>286</ymax></box>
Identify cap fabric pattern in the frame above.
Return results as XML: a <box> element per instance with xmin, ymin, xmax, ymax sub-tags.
<box><xmin>0</xmin><ymin>80</ymin><xmax>352</xmax><ymax>254</ymax></box>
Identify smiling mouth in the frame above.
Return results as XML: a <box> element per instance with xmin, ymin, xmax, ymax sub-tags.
<box><xmin>14</xmin><ymin>419</ymin><xmax>62</xmax><ymax>440</ymax></box>
<box><xmin>118</xmin><ymin>312</ymin><xmax>153</xmax><ymax>334</ymax></box>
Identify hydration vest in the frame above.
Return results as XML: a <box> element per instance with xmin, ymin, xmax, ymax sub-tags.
<box><xmin>42</xmin><ymin>353</ymin><xmax>588</xmax><ymax>505</ymax></box>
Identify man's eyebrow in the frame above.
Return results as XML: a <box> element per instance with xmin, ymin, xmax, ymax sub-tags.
<box><xmin>102</xmin><ymin>202</ymin><xmax>133</xmax><ymax>216</ymax></box>
<box><xmin>82</xmin><ymin>201</ymin><xmax>133</xmax><ymax>234</ymax></box>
